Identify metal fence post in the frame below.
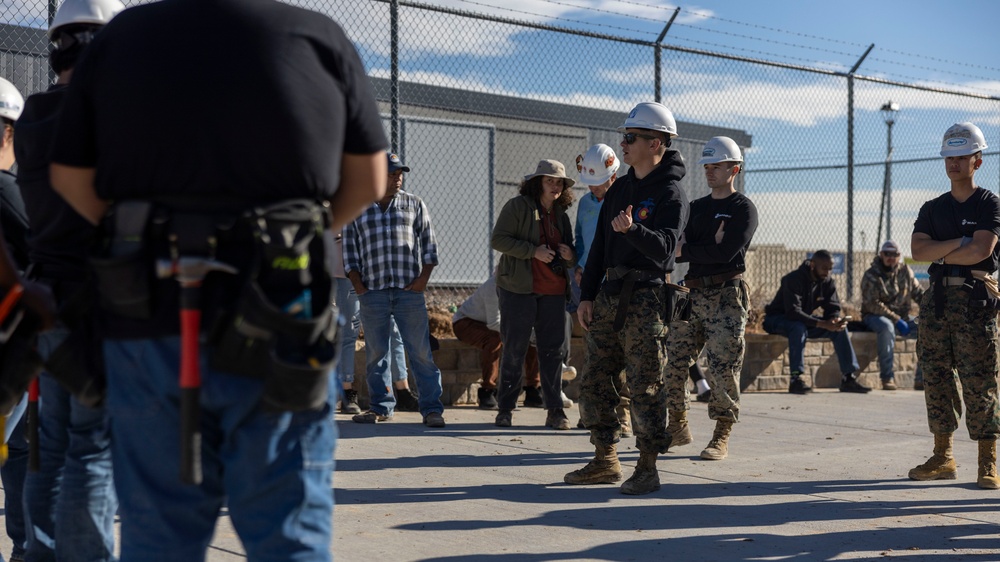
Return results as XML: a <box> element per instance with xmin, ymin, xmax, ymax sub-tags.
<box><xmin>653</xmin><ymin>8</ymin><xmax>679</xmax><ymax>104</ymax></box>
<box><xmin>845</xmin><ymin>44</ymin><xmax>874</xmax><ymax>300</ymax></box>
<box><xmin>390</xmin><ymin>0</ymin><xmax>400</xmax><ymax>154</ymax></box>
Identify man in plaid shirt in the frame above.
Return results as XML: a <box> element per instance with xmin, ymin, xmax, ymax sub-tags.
<box><xmin>344</xmin><ymin>152</ymin><xmax>446</xmax><ymax>427</ymax></box>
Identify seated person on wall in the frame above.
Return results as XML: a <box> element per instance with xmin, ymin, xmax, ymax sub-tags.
<box><xmin>451</xmin><ymin>271</ymin><xmax>545</xmax><ymax>410</ymax></box>
<box><xmin>762</xmin><ymin>250</ymin><xmax>871</xmax><ymax>395</ymax></box>
<box><xmin>860</xmin><ymin>240</ymin><xmax>924</xmax><ymax>391</ymax></box>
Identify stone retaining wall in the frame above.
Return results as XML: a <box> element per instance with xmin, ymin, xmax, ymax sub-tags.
<box><xmin>346</xmin><ymin>331</ymin><xmax>919</xmax><ymax>408</ymax></box>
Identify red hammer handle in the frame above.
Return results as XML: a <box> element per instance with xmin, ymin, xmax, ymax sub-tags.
<box><xmin>179</xmin><ymin>286</ymin><xmax>203</xmax><ymax>485</ymax></box>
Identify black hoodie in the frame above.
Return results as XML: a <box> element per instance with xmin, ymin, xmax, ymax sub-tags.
<box><xmin>14</xmin><ymin>85</ymin><xmax>96</xmax><ymax>285</ymax></box>
<box><xmin>580</xmin><ymin>149</ymin><xmax>688</xmax><ymax>301</ymax></box>
<box><xmin>764</xmin><ymin>260</ymin><xmax>842</xmax><ymax>327</ymax></box>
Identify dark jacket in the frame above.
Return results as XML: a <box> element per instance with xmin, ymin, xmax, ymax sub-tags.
<box><xmin>580</xmin><ymin>150</ymin><xmax>688</xmax><ymax>301</ymax></box>
<box><xmin>0</xmin><ymin>170</ymin><xmax>30</xmax><ymax>271</ymax></box>
<box><xmin>764</xmin><ymin>261</ymin><xmax>842</xmax><ymax>327</ymax></box>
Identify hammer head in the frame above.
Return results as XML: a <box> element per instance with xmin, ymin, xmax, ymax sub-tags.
<box><xmin>157</xmin><ymin>257</ymin><xmax>239</xmax><ymax>284</ymax></box>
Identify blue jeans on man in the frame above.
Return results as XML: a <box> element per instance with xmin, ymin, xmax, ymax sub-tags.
<box><xmin>763</xmin><ymin>315</ymin><xmax>860</xmax><ymax>375</ymax></box>
<box><xmin>334</xmin><ymin>278</ymin><xmax>408</xmax><ymax>386</ymax></box>
<box><xmin>863</xmin><ymin>314</ymin><xmax>921</xmax><ymax>384</ymax></box>
<box><xmin>2</xmin><ymin>394</ymin><xmax>28</xmax><ymax>561</ymax></box>
<box><xmin>23</xmin><ymin>329</ymin><xmax>117</xmax><ymax>562</ymax></box>
<box><xmin>357</xmin><ymin>288</ymin><xmax>444</xmax><ymax>417</ymax></box>
<box><xmin>103</xmin><ymin>337</ymin><xmax>337</xmax><ymax>562</ymax></box>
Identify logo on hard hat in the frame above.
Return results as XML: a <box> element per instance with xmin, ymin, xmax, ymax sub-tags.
<box><xmin>576</xmin><ymin>154</ymin><xmax>584</xmax><ymax>172</ymax></box>
<box><xmin>604</xmin><ymin>155</ymin><xmax>615</xmax><ymax>168</ymax></box>
<box><xmin>588</xmin><ymin>168</ymin><xmax>595</xmax><ymax>176</ymax></box>
<box><xmin>628</xmin><ymin>108</ymin><xmax>638</xmax><ymax>118</ymax></box>
<box><xmin>947</xmin><ymin>138</ymin><xmax>968</xmax><ymax>147</ymax></box>
<box><xmin>702</xmin><ymin>148</ymin><xmax>715</xmax><ymax>157</ymax></box>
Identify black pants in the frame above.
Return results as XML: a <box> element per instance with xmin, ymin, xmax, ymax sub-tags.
<box><xmin>497</xmin><ymin>287</ymin><xmax>566</xmax><ymax>411</ymax></box>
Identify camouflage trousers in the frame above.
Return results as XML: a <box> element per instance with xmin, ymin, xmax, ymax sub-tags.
<box><xmin>580</xmin><ymin>287</ymin><xmax>670</xmax><ymax>453</ymax></box>
<box><xmin>665</xmin><ymin>282</ymin><xmax>749</xmax><ymax>423</ymax></box>
<box><xmin>917</xmin><ymin>286</ymin><xmax>1000</xmax><ymax>440</ymax></box>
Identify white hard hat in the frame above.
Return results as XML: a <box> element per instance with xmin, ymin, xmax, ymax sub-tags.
<box><xmin>0</xmin><ymin>78</ymin><xmax>24</xmax><ymax>122</ymax></box>
<box><xmin>940</xmin><ymin>122</ymin><xmax>988</xmax><ymax>157</ymax></box>
<box><xmin>49</xmin><ymin>0</ymin><xmax>125</xmax><ymax>38</ymax></box>
<box><xmin>698</xmin><ymin>136</ymin><xmax>743</xmax><ymax>165</ymax></box>
<box><xmin>618</xmin><ymin>102</ymin><xmax>677</xmax><ymax>137</ymax></box>
<box><xmin>575</xmin><ymin>144</ymin><xmax>620</xmax><ymax>187</ymax></box>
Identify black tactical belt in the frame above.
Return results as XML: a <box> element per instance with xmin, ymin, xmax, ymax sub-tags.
<box><xmin>684</xmin><ymin>271</ymin><xmax>742</xmax><ymax>289</ymax></box>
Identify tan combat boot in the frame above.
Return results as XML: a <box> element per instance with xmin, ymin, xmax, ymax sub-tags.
<box><xmin>666</xmin><ymin>410</ymin><xmax>693</xmax><ymax>450</ymax></box>
<box><xmin>700</xmin><ymin>420</ymin><xmax>734</xmax><ymax>460</ymax></box>
<box><xmin>620</xmin><ymin>451</ymin><xmax>660</xmax><ymax>495</ymax></box>
<box><xmin>978</xmin><ymin>439</ymin><xmax>1000</xmax><ymax>490</ymax></box>
<box><xmin>908</xmin><ymin>433</ymin><xmax>957</xmax><ymax>481</ymax></box>
<box><xmin>564</xmin><ymin>444</ymin><xmax>623</xmax><ymax>485</ymax></box>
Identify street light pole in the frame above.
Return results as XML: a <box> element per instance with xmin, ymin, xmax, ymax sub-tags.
<box><xmin>880</xmin><ymin>101</ymin><xmax>899</xmax><ymax>245</ymax></box>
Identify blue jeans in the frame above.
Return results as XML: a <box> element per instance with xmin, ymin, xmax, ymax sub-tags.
<box><xmin>333</xmin><ymin>278</ymin><xmax>407</xmax><ymax>384</ymax></box>
<box><xmin>357</xmin><ymin>289</ymin><xmax>443</xmax><ymax>417</ymax></box>
<box><xmin>103</xmin><ymin>337</ymin><xmax>337</xmax><ymax>562</ymax></box>
<box><xmin>24</xmin><ymin>329</ymin><xmax>117</xmax><ymax>562</ymax></box>
<box><xmin>763</xmin><ymin>315</ymin><xmax>860</xmax><ymax>375</ymax></box>
<box><xmin>863</xmin><ymin>314</ymin><xmax>921</xmax><ymax>383</ymax></box>
<box><xmin>2</xmin><ymin>394</ymin><xmax>28</xmax><ymax>561</ymax></box>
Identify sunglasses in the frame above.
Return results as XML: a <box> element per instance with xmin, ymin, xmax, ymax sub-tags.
<box><xmin>882</xmin><ymin>252</ymin><xmax>900</xmax><ymax>257</ymax></box>
<box><xmin>622</xmin><ymin>132</ymin><xmax>659</xmax><ymax>145</ymax></box>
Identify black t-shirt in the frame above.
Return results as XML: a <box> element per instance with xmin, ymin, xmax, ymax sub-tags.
<box><xmin>50</xmin><ymin>0</ymin><xmax>387</xmax><ymax>203</ymax></box>
<box><xmin>913</xmin><ymin>187</ymin><xmax>1000</xmax><ymax>274</ymax></box>
<box><xmin>15</xmin><ymin>85</ymin><xmax>95</xmax><ymax>283</ymax></box>
<box><xmin>679</xmin><ymin>191</ymin><xmax>758</xmax><ymax>278</ymax></box>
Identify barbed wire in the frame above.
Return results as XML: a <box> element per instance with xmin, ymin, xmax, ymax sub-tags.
<box><xmin>450</xmin><ymin>0</ymin><xmax>659</xmax><ymax>37</ymax></box>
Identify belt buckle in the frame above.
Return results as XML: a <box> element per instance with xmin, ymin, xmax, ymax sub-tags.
<box><xmin>700</xmin><ymin>276</ymin><xmax>713</xmax><ymax>288</ymax></box>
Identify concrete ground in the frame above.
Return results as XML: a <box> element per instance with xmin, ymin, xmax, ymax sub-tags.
<box><xmin>3</xmin><ymin>389</ymin><xmax>1000</xmax><ymax>561</ymax></box>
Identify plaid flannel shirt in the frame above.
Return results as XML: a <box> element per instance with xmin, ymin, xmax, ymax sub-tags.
<box><xmin>343</xmin><ymin>191</ymin><xmax>438</xmax><ymax>290</ymax></box>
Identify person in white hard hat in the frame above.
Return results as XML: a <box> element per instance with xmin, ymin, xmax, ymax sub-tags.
<box><xmin>665</xmin><ymin>136</ymin><xmax>758</xmax><ymax>462</ymax></box>
<box><xmin>565</xmin><ymin>101</ymin><xmax>688</xmax><ymax>495</ymax></box>
<box><xmin>909</xmin><ymin>122</ymin><xmax>1000</xmax><ymax>490</ymax></box>
<box><xmin>13</xmin><ymin>1</ymin><xmax>124</xmax><ymax>559</ymax></box>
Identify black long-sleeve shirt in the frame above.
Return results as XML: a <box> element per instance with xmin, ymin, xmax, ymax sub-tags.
<box><xmin>764</xmin><ymin>261</ymin><xmax>842</xmax><ymax>327</ymax></box>
<box><xmin>580</xmin><ymin>150</ymin><xmax>688</xmax><ymax>301</ymax></box>
<box><xmin>678</xmin><ymin>191</ymin><xmax>758</xmax><ymax>278</ymax></box>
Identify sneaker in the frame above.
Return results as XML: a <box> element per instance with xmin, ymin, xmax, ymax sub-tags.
<box><xmin>560</xmin><ymin>390</ymin><xmax>574</xmax><ymax>408</ymax></box>
<box><xmin>788</xmin><ymin>377</ymin><xmax>812</xmax><ymax>395</ymax></box>
<box><xmin>353</xmin><ymin>410</ymin><xmax>391</xmax><ymax>424</ymax></box>
<box><xmin>523</xmin><ymin>386</ymin><xmax>544</xmax><ymax>408</ymax></box>
<box><xmin>340</xmin><ymin>389</ymin><xmax>362</xmax><ymax>414</ymax></box>
<box><xmin>545</xmin><ymin>408</ymin><xmax>571</xmax><ymax>430</ymax></box>
<box><xmin>478</xmin><ymin>387</ymin><xmax>498</xmax><ymax>410</ymax></box>
<box><xmin>423</xmin><ymin>411</ymin><xmax>446</xmax><ymax>428</ymax></box>
<box><xmin>495</xmin><ymin>410</ymin><xmax>512</xmax><ymax>427</ymax></box>
<box><xmin>561</xmin><ymin>363</ymin><xmax>578</xmax><ymax>381</ymax></box>
<box><xmin>882</xmin><ymin>378</ymin><xmax>898</xmax><ymax>391</ymax></box>
<box><xmin>395</xmin><ymin>388</ymin><xmax>420</xmax><ymax>412</ymax></box>
<box><xmin>696</xmin><ymin>389</ymin><xmax>711</xmax><ymax>403</ymax></box>
<box><xmin>840</xmin><ymin>375</ymin><xmax>872</xmax><ymax>394</ymax></box>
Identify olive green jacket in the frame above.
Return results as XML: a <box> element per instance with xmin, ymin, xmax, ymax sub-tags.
<box><xmin>491</xmin><ymin>195</ymin><xmax>575</xmax><ymax>296</ymax></box>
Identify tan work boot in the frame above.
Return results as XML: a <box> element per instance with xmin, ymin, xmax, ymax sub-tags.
<box><xmin>564</xmin><ymin>445</ymin><xmax>622</xmax><ymax>485</ymax></box>
<box><xmin>700</xmin><ymin>420</ymin><xmax>734</xmax><ymax>460</ymax></box>
<box><xmin>666</xmin><ymin>409</ymin><xmax>693</xmax><ymax>449</ymax></box>
<box><xmin>908</xmin><ymin>433</ymin><xmax>957</xmax><ymax>481</ymax></box>
<box><xmin>620</xmin><ymin>451</ymin><xmax>660</xmax><ymax>495</ymax></box>
<box><xmin>978</xmin><ymin>439</ymin><xmax>1000</xmax><ymax>490</ymax></box>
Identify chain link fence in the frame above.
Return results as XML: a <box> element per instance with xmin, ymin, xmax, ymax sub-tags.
<box><xmin>2</xmin><ymin>0</ymin><xmax>998</xmax><ymax>316</ymax></box>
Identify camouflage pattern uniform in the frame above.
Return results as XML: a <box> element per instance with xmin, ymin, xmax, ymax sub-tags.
<box><xmin>577</xmin><ymin>149</ymin><xmax>688</xmax><ymax>456</ymax></box>
<box><xmin>581</xmin><ymin>288</ymin><xmax>668</xmax><ymax>452</ymax></box>
<box><xmin>667</xmin><ymin>189</ymin><xmax>758</xmax><ymax>423</ymax></box>
<box><xmin>665</xmin><ymin>283</ymin><xmax>749</xmax><ymax>421</ymax></box>
<box><xmin>917</xmin><ymin>286</ymin><xmax>1000</xmax><ymax>439</ymax></box>
<box><xmin>913</xmin><ymin>187</ymin><xmax>1000</xmax><ymax>441</ymax></box>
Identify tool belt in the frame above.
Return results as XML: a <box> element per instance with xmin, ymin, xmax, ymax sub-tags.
<box><xmin>683</xmin><ymin>271</ymin><xmax>743</xmax><ymax>290</ymax></box>
<box><xmin>930</xmin><ymin>265</ymin><xmax>1000</xmax><ymax>318</ymax></box>
<box><xmin>88</xmin><ymin>198</ymin><xmax>338</xmax><ymax>412</ymax></box>
<box><xmin>602</xmin><ymin>267</ymin><xmax>665</xmax><ymax>331</ymax></box>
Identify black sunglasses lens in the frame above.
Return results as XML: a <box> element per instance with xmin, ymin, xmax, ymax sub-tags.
<box><xmin>623</xmin><ymin>133</ymin><xmax>636</xmax><ymax>144</ymax></box>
